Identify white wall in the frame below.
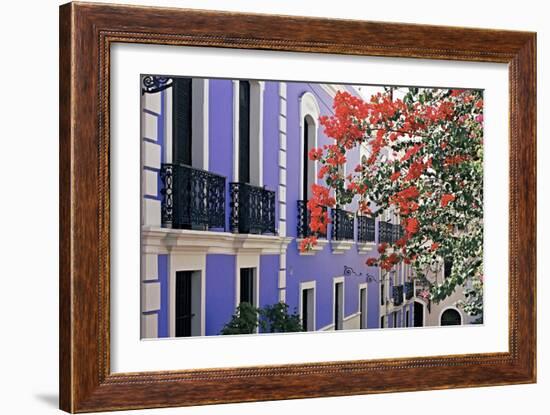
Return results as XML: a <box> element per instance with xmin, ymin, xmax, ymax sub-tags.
<box><xmin>0</xmin><ymin>1</ymin><xmax>546</xmax><ymax>415</ymax></box>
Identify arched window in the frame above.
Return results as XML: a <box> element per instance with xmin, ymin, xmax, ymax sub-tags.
<box><xmin>300</xmin><ymin>92</ymin><xmax>320</xmax><ymax>201</ymax></box>
<box><xmin>440</xmin><ymin>308</ymin><xmax>462</xmax><ymax>326</ymax></box>
<box><xmin>303</xmin><ymin>115</ymin><xmax>316</xmax><ymax>199</ymax></box>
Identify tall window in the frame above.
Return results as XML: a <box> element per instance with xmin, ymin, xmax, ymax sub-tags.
<box><xmin>359</xmin><ymin>287</ymin><xmax>367</xmax><ymax>329</ymax></box>
<box><xmin>239</xmin><ymin>267</ymin><xmax>255</xmax><ymax>305</ymax></box>
<box><xmin>444</xmin><ymin>259</ymin><xmax>453</xmax><ymax>278</ymax></box>
<box><xmin>301</xmin><ymin>286</ymin><xmax>315</xmax><ymax>331</ymax></box>
<box><xmin>175</xmin><ymin>270</ymin><xmax>202</xmax><ymax>337</ymax></box>
<box><xmin>334</xmin><ymin>281</ymin><xmax>344</xmax><ymax>330</ymax></box>
<box><xmin>303</xmin><ymin>116</ymin><xmax>315</xmax><ymax>200</ymax></box>
<box><xmin>380</xmin><ymin>281</ymin><xmax>385</xmax><ymax>306</ymax></box>
<box><xmin>238</xmin><ymin>81</ymin><xmax>251</xmax><ymax>183</ymax></box>
<box><xmin>172</xmin><ymin>77</ymin><xmax>193</xmax><ymax>165</ymax></box>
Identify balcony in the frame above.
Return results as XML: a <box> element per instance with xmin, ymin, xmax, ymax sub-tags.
<box><xmin>404</xmin><ymin>281</ymin><xmax>414</xmax><ymax>300</ymax></box>
<box><xmin>160</xmin><ymin>163</ymin><xmax>226</xmax><ymax>230</ymax></box>
<box><xmin>357</xmin><ymin>215</ymin><xmax>376</xmax><ymax>253</ymax></box>
<box><xmin>331</xmin><ymin>208</ymin><xmax>354</xmax><ymax>254</ymax></box>
<box><xmin>378</xmin><ymin>221</ymin><xmax>403</xmax><ymax>243</ymax></box>
<box><xmin>230</xmin><ymin>182</ymin><xmax>276</xmax><ymax>235</ymax></box>
<box><xmin>392</xmin><ymin>284</ymin><xmax>404</xmax><ymax>306</ymax></box>
<box><xmin>296</xmin><ymin>200</ymin><xmax>329</xmax><ymax>255</ymax></box>
<box><xmin>297</xmin><ymin>200</ymin><xmax>328</xmax><ymax>238</ymax></box>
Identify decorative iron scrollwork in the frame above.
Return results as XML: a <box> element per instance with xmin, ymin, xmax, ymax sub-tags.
<box><xmin>343</xmin><ymin>266</ymin><xmax>379</xmax><ymax>283</ymax></box>
<box><xmin>332</xmin><ymin>208</ymin><xmax>354</xmax><ymax>241</ymax></box>
<box><xmin>378</xmin><ymin>221</ymin><xmax>403</xmax><ymax>243</ymax></box>
<box><xmin>142</xmin><ymin>75</ymin><xmax>173</xmax><ymax>95</ymax></box>
<box><xmin>404</xmin><ymin>281</ymin><xmax>414</xmax><ymax>300</ymax></box>
<box><xmin>357</xmin><ymin>215</ymin><xmax>375</xmax><ymax>243</ymax></box>
<box><xmin>230</xmin><ymin>182</ymin><xmax>276</xmax><ymax>235</ymax></box>
<box><xmin>392</xmin><ymin>284</ymin><xmax>404</xmax><ymax>306</ymax></box>
<box><xmin>160</xmin><ymin>163</ymin><xmax>226</xmax><ymax>230</ymax></box>
<box><xmin>297</xmin><ymin>200</ymin><xmax>327</xmax><ymax>239</ymax></box>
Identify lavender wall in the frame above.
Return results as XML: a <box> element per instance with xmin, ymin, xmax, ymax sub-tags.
<box><xmin>157</xmin><ymin>254</ymin><xmax>169</xmax><ymax>337</ymax></box>
<box><xmin>284</xmin><ymin>82</ymin><xmax>380</xmax><ymax>330</ymax></box>
<box><xmin>208</xmin><ymin>79</ymin><xmax>234</xmax><ymax>231</ymax></box>
<box><xmin>205</xmin><ymin>254</ymin><xmax>237</xmax><ymax>335</ymax></box>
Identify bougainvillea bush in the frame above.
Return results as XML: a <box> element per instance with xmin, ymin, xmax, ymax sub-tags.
<box><xmin>302</xmin><ymin>87</ymin><xmax>484</xmax><ymax>317</ymax></box>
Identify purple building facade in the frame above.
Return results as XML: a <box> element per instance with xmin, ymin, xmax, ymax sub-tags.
<box><xmin>140</xmin><ymin>76</ymin><xmax>417</xmax><ymax>338</ymax></box>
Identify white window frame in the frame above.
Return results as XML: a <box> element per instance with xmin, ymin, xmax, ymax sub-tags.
<box><xmin>358</xmin><ymin>283</ymin><xmax>368</xmax><ymax>329</ymax></box>
<box><xmin>235</xmin><ymin>254</ymin><xmax>260</xmax><ymax>308</ymax></box>
<box><xmin>332</xmin><ymin>276</ymin><xmax>345</xmax><ymax>330</ymax></box>
<box><xmin>439</xmin><ymin>306</ymin><xmax>464</xmax><ymax>326</ymax></box>
<box><xmin>168</xmin><ymin>252</ymin><xmax>206</xmax><ymax>337</ymax></box>
<box><xmin>299</xmin><ymin>280</ymin><xmax>316</xmax><ymax>331</ymax></box>
<box><xmin>299</xmin><ymin>92</ymin><xmax>321</xmax><ymax>200</ymax></box>
<box><xmin>164</xmin><ymin>78</ymin><xmax>209</xmax><ymax>170</ymax></box>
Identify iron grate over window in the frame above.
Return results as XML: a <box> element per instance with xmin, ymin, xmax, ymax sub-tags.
<box><xmin>331</xmin><ymin>208</ymin><xmax>354</xmax><ymax>241</ymax></box>
<box><xmin>297</xmin><ymin>200</ymin><xmax>327</xmax><ymax>239</ymax></box>
<box><xmin>404</xmin><ymin>281</ymin><xmax>414</xmax><ymax>300</ymax></box>
<box><xmin>392</xmin><ymin>284</ymin><xmax>404</xmax><ymax>306</ymax></box>
<box><xmin>357</xmin><ymin>215</ymin><xmax>375</xmax><ymax>243</ymax></box>
<box><xmin>160</xmin><ymin>163</ymin><xmax>226</xmax><ymax>231</ymax></box>
<box><xmin>378</xmin><ymin>221</ymin><xmax>404</xmax><ymax>244</ymax></box>
<box><xmin>229</xmin><ymin>182</ymin><xmax>276</xmax><ymax>235</ymax></box>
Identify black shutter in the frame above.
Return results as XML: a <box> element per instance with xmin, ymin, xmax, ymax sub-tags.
<box><xmin>172</xmin><ymin>77</ymin><xmax>193</xmax><ymax>166</ymax></box>
<box><xmin>175</xmin><ymin>271</ymin><xmax>193</xmax><ymax>337</ymax></box>
<box><xmin>238</xmin><ymin>81</ymin><xmax>251</xmax><ymax>183</ymax></box>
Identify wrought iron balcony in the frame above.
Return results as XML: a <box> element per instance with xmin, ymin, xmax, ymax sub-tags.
<box><xmin>378</xmin><ymin>221</ymin><xmax>404</xmax><ymax>243</ymax></box>
<box><xmin>404</xmin><ymin>281</ymin><xmax>414</xmax><ymax>300</ymax></box>
<box><xmin>357</xmin><ymin>215</ymin><xmax>375</xmax><ymax>243</ymax></box>
<box><xmin>392</xmin><ymin>284</ymin><xmax>404</xmax><ymax>306</ymax></box>
<box><xmin>297</xmin><ymin>200</ymin><xmax>327</xmax><ymax>239</ymax></box>
<box><xmin>331</xmin><ymin>208</ymin><xmax>354</xmax><ymax>241</ymax></box>
<box><xmin>160</xmin><ymin>163</ymin><xmax>226</xmax><ymax>230</ymax></box>
<box><xmin>230</xmin><ymin>182</ymin><xmax>276</xmax><ymax>235</ymax></box>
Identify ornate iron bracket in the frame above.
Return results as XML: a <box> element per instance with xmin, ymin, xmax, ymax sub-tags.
<box><xmin>142</xmin><ymin>75</ymin><xmax>173</xmax><ymax>95</ymax></box>
<box><xmin>343</xmin><ymin>265</ymin><xmax>380</xmax><ymax>283</ymax></box>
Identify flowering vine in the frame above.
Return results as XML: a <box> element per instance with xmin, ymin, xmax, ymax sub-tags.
<box><xmin>301</xmin><ymin>87</ymin><xmax>484</xmax><ymax>316</ymax></box>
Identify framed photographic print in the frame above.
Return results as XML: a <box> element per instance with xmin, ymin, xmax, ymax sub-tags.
<box><xmin>59</xmin><ymin>2</ymin><xmax>536</xmax><ymax>412</ymax></box>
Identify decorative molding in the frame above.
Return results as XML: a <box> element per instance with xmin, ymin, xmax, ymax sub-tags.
<box><xmin>142</xmin><ymin>227</ymin><xmax>292</xmax><ymax>255</ymax></box>
<box><xmin>296</xmin><ymin>238</ymin><xmax>329</xmax><ymax>255</ymax></box>
<box><xmin>331</xmin><ymin>240</ymin><xmax>354</xmax><ymax>254</ymax></box>
<box><xmin>357</xmin><ymin>241</ymin><xmax>376</xmax><ymax>254</ymax></box>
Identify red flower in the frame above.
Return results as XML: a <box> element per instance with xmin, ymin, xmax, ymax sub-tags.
<box><xmin>440</xmin><ymin>193</ymin><xmax>456</xmax><ymax>207</ymax></box>
<box><xmin>430</xmin><ymin>242</ymin><xmax>440</xmax><ymax>251</ymax></box>
<box><xmin>403</xmin><ymin>217</ymin><xmax>419</xmax><ymax>235</ymax></box>
<box><xmin>366</xmin><ymin>258</ymin><xmax>377</xmax><ymax>267</ymax></box>
<box><xmin>378</xmin><ymin>242</ymin><xmax>388</xmax><ymax>254</ymax></box>
<box><xmin>299</xmin><ymin>236</ymin><xmax>318</xmax><ymax>253</ymax></box>
<box><xmin>308</xmin><ymin>147</ymin><xmax>323</xmax><ymax>161</ymax></box>
<box><xmin>390</xmin><ymin>171</ymin><xmax>400</xmax><ymax>182</ymax></box>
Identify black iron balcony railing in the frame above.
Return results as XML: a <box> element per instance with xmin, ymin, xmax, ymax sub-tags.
<box><xmin>392</xmin><ymin>284</ymin><xmax>404</xmax><ymax>306</ymax></box>
<box><xmin>297</xmin><ymin>200</ymin><xmax>327</xmax><ymax>239</ymax></box>
<box><xmin>357</xmin><ymin>215</ymin><xmax>375</xmax><ymax>243</ymax></box>
<box><xmin>230</xmin><ymin>182</ymin><xmax>276</xmax><ymax>235</ymax></box>
<box><xmin>160</xmin><ymin>163</ymin><xmax>226</xmax><ymax>230</ymax></box>
<box><xmin>331</xmin><ymin>208</ymin><xmax>354</xmax><ymax>241</ymax></box>
<box><xmin>378</xmin><ymin>221</ymin><xmax>404</xmax><ymax>243</ymax></box>
<box><xmin>404</xmin><ymin>281</ymin><xmax>414</xmax><ymax>300</ymax></box>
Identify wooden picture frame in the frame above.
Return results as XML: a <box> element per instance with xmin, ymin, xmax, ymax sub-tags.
<box><xmin>59</xmin><ymin>2</ymin><xmax>536</xmax><ymax>412</ymax></box>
